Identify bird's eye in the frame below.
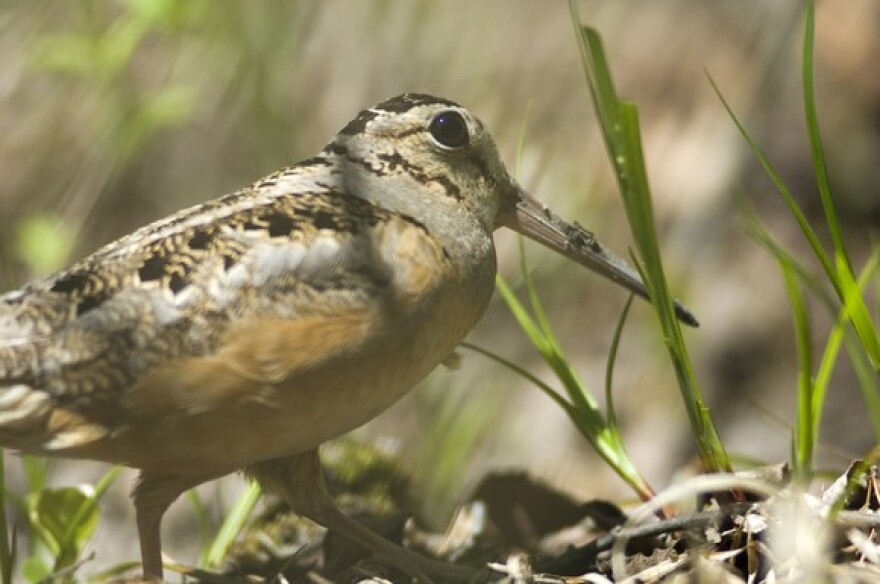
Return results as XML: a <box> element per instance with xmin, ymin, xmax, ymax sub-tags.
<box><xmin>428</xmin><ymin>111</ymin><xmax>469</xmax><ymax>149</ymax></box>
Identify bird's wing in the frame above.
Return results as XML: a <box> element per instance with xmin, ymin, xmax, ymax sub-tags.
<box><xmin>0</xmin><ymin>165</ymin><xmax>448</xmax><ymax>455</ymax></box>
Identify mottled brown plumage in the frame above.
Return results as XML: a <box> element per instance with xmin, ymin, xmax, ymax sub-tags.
<box><xmin>0</xmin><ymin>93</ymin><xmax>694</xmax><ymax>581</ymax></box>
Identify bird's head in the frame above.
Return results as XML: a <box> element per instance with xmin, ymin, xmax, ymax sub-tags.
<box><xmin>328</xmin><ymin>93</ymin><xmax>697</xmax><ymax>326</ymax></box>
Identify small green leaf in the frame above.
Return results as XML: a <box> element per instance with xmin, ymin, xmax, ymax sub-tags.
<box><xmin>119</xmin><ymin>0</ymin><xmax>207</xmax><ymax>30</ymax></box>
<box><xmin>28</xmin><ymin>486</ymin><xmax>97</xmax><ymax>566</ymax></box>
<box><xmin>15</xmin><ymin>215</ymin><xmax>76</xmax><ymax>276</ymax></box>
<box><xmin>53</xmin><ymin>467</ymin><xmax>120</xmax><ymax>571</ymax></box>
<box><xmin>140</xmin><ymin>85</ymin><xmax>198</xmax><ymax>129</ymax></box>
<box><xmin>119</xmin><ymin>0</ymin><xmax>181</xmax><ymax>25</ymax></box>
<box><xmin>30</xmin><ymin>35</ymin><xmax>98</xmax><ymax>77</ymax></box>
<box><xmin>19</xmin><ymin>556</ymin><xmax>50</xmax><ymax>583</ymax></box>
<box><xmin>98</xmin><ymin>18</ymin><xmax>148</xmax><ymax>78</ymax></box>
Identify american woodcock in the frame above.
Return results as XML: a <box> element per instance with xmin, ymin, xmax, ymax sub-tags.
<box><xmin>0</xmin><ymin>93</ymin><xmax>696</xmax><ymax>581</ymax></box>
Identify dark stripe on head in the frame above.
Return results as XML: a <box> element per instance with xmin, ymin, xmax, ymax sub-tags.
<box><xmin>374</xmin><ymin>93</ymin><xmax>460</xmax><ymax>114</ymax></box>
<box><xmin>322</xmin><ymin>142</ymin><xmax>349</xmax><ymax>157</ymax></box>
<box><xmin>339</xmin><ymin>109</ymin><xmax>380</xmax><ymax>136</ymax></box>
<box><xmin>299</xmin><ymin>155</ymin><xmax>334</xmax><ymax>167</ymax></box>
<box><xmin>375</xmin><ymin>152</ymin><xmax>463</xmax><ymax>201</ymax></box>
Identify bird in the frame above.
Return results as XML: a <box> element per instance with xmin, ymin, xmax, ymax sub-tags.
<box><xmin>0</xmin><ymin>93</ymin><xmax>696</xmax><ymax>581</ymax></box>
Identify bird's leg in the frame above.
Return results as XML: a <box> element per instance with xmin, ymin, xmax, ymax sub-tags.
<box><xmin>248</xmin><ymin>449</ymin><xmax>478</xmax><ymax>583</ymax></box>
<box><xmin>133</xmin><ymin>471</ymin><xmax>206</xmax><ymax>580</ymax></box>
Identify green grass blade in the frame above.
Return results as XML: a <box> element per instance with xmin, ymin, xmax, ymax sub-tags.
<box><xmin>848</xmin><ymin>331</ymin><xmax>880</xmax><ymax>439</ymax></box>
<box><xmin>802</xmin><ymin>1</ymin><xmax>879</xmax><ymax>369</ymax></box>
<box><xmin>617</xmin><ymin>104</ymin><xmax>680</xmax><ymax>333</ymax></box>
<box><xmin>516</xmin><ymin>246</ymin><xmax>596</xmax><ymax>414</ymax></box>
<box><xmin>187</xmin><ymin>489</ymin><xmax>213</xmax><ymax>567</ymax></box>
<box><xmin>89</xmin><ymin>560</ymin><xmax>143</xmax><ymax>582</ymax></box>
<box><xmin>744</xmin><ymin>201</ymin><xmax>879</xmax><ymax>420</ymax></box>
<box><xmin>741</xmin><ymin>201</ymin><xmax>835</xmax><ymax>309</ymax></box>
<box><xmin>460</xmin><ymin>342</ymin><xmax>652</xmax><ymax>499</ymax></box>
<box><xmin>570</xmin><ymin>15</ymin><xmax>730</xmax><ymax>473</ymax></box>
<box><xmin>605</xmin><ymin>295</ymin><xmax>634</xmax><ymax>432</ymax></box>
<box><xmin>494</xmin><ymin>265</ymin><xmax>653</xmax><ymax>498</ymax></box>
<box><xmin>711</xmin><ymin>60</ymin><xmax>878</xmax><ymax>369</ymax></box>
<box><xmin>505</xmin><ymin>102</ymin><xmax>610</xmax><ymax>434</ymax></box>
<box><xmin>835</xmin><ymin>251</ymin><xmax>880</xmax><ymax>369</ymax></box>
<box><xmin>460</xmin><ymin>342</ymin><xmax>574</xmax><ymax>417</ymax></box>
<box><xmin>781</xmin><ymin>262</ymin><xmax>814</xmax><ymax>484</ymax></box>
<box><xmin>802</xmin><ymin>0</ymin><xmax>844</xmax><ymax>261</ymax></box>
<box><xmin>843</xmin><ymin>249</ymin><xmax>880</xmax><ymax>437</ymax></box>
<box><xmin>519</xmin><ymin>239</ymin><xmax>556</xmax><ymax>345</ymax></box>
<box><xmin>203</xmin><ymin>481</ymin><xmax>261</xmax><ymax>569</ymax></box>
<box><xmin>744</xmin><ymin>194</ymin><xmax>864</xmax><ymax>485</ymax></box>
<box><xmin>499</xmin><ymin>271</ymin><xmax>588</xmax><ymax>404</ymax></box>
<box><xmin>743</xmin><ymin>183</ymin><xmax>880</xmax><ymax>464</ymax></box>
<box><xmin>514</xmin><ymin>101</ymin><xmax>532</xmax><ymax>179</ymax></box>
<box><xmin>497</xmin><ymin>274</ymin><xmax>603</xmax><ymax>431</ymax></box>
<box><xmin>508</xmin><ymin>102</ymin><xmax>594</xmax><ymax>409</ymax></box>
<box><xmin>0</xmin><ymin>453</ymin><xmax>11</xmax><ymax>584</ymax></box>
<box><xmin>495</xmin><ymin>275</ymin><xmax>549</xmax><ymax>355</ymax></box>
<box><xmin>812</xmin><ymin>309</ymin><xmax>845</xmax><ymax>442</ymax></box>
<box><xmin>707</xmin><ymin>74</ymin><xmax>835</xmax><ymax>287</ymax></box>
<box><xmin>22</xmin><ymin>457</ymin><xmax>48</xmax><ymax>496</ymax></box>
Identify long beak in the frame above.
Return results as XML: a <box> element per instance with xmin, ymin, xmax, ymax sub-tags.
<box><xmin>498</xmin><ymin>181</ymin><xmax>699</xmax><ymax>328</ymax></box>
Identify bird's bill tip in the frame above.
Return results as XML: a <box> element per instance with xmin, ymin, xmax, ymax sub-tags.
<box><xmin>498</xmin><ymin>182</ymin><xmax>699</xmax><ymax>327</ymax></box>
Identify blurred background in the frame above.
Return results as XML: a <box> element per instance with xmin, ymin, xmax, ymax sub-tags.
<box><xmin>0</xmin><ymin>0</ymin><xmax>877</xmax><ymax>575</ymax></box>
